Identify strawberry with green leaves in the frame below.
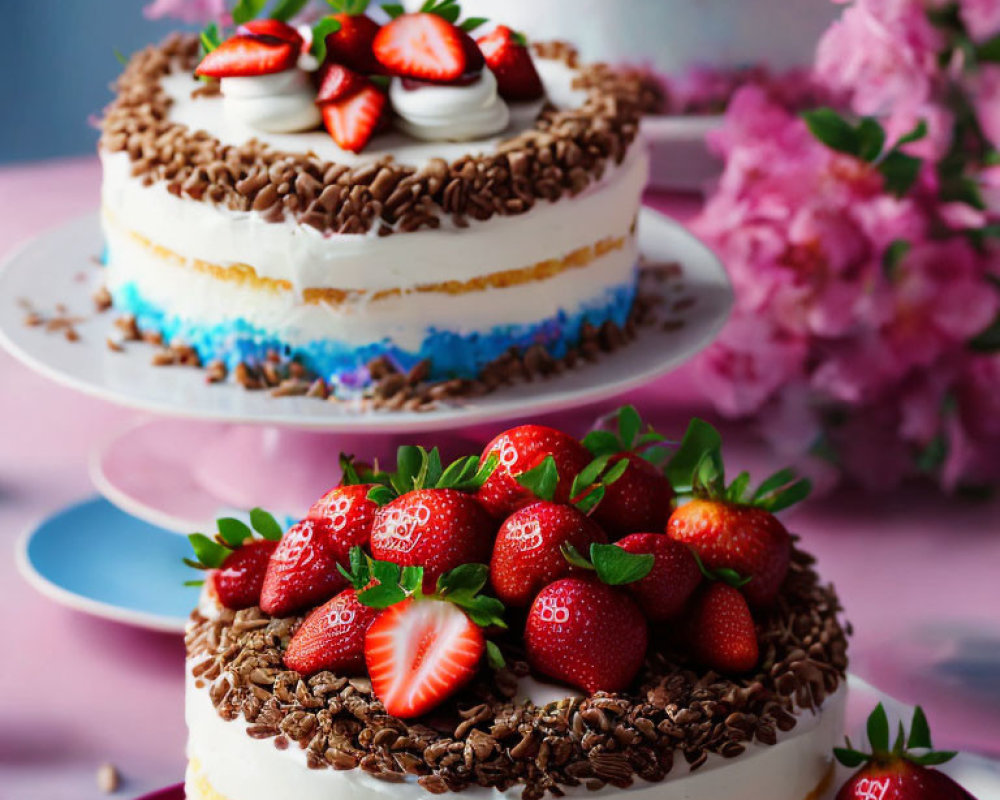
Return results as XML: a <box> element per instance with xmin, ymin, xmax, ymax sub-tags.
<box><xmin>284</xmin><ymin>588</ymin><xmax>378</xmax><ymax>675</ymax></box>
<box><xmin>356</xmin><ymin>558</ymin><xmax>506</xmax><ymax>718</ymax></box>
<box><xmin>476</xmin><ymin>424</ymin><xmax>591</xmax><ymax>517</ymax></box>
<box><xmin>260</xmin><ymin>518</ymin><xmax>349</xmax><ymax>617</ymax></box>
<box><xmin>319</xmin><ymin>0</ymin><xmax>382</xmax><ymax>74</ymax></box>
<box><xmin>489</xmin><ymin>457</ymin><xmax>608</xmax><ymax>607</ymax></box>
<box><xmin>476</xmin><ymin>25</ymin><xmax>543</xmax><ymax>102</ymax></box>
<box><xmin>368</xmin><ymin>446</ymin><xmax>498</xmax><ymax>589</ymax></box>
<box><xmin>185</xmin><ymin>509</ymin><xmax>284</xmax><ymax>610</ymax></box>
<box><xmin>665</xmin><ymin>419</ymin><xmax>810</xmax><ymax>607</ymax></box>
<box><xmin>835</xmin><ymin>705</ymin><xmax>976</xmax><ymax>800</ymax></box>
<box><xmin>580</xmin><ymin>406</ymin><xmax>674</xmax><ymax>540</ymax></box>
<box><xmin>616</xmin><ymin>533</ymin><xmax>701</xmax><ymax>621</ymax></box>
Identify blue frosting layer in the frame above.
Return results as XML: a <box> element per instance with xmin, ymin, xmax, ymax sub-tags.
<box><xmin>110</xmin><ymin>274</ymin><xmax>637</xmax><ymax>385</ymax></box>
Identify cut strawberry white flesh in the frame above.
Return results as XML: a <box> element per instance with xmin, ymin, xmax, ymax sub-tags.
<box><xmin>365</xmin><ymin>598</ymin><xmax>484</xmax><ymax>718</ymax></box>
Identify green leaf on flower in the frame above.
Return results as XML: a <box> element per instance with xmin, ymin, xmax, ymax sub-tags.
<box><xmin>249</xmin><ymin>508</ymin><xmax>283</xmax><ymax>541</ymax></box>
<box><xmin>977</xmin><ymin>33</ymin><xmax>1000</xmax><ymax>63</ymax></box>
<box><xmin>969</xmin><ymin>310</ymin><xmax>1000</xmax><ymax>352</ymax></box>
<box><xmin>882</xmin><ymin>239</ymin><xmax>911</xmax><ymax>282</ymax></box>
<box><xmin>516</xmin><ymin>455</ymin><xmax>559</xmax><ymax>502</ymax></box>
<box><xmin>270</xmin><ymin>0</ymin><xmax>310</xmax><ymax>21</ymax></box>
<box><xmin>856</xmin><ymin>117</ymin><xmax>886</xmax><ymax>162</ymax></box>
<box><xmin>803</xmin><ymin>108</ymin><xmax>860</xmax><ymax>156</ymax></box>
<box><xmin>217</xmin><ymin>517</ymin><xmax>252</xmax><ymax>547</ymax></box>
<box><xmin>486</xmin><ymin>640</ymin><xmax>506</xmax><ymax>669</ymax></box>
<box><xmin>896</xmin><ymin>119</ymin><xmax>928</xmax><ymax>147</ymax></box>
<box><xmin>878</xmin><ymin>151</ymin><xmax>922</xmax><ymax>196</ymax></box>
<box><xmin>233</xmin><ymin>0</ymin><xmax>269</xmax><ymax>24</ymax></box>
<box><xmin>311</xmin><ymin>16</ymin><xmax>342</xmax><ymax>61</ymax></box>
<box><xmin>188</xmin><ymin>533</ymin><xmax>228</xmax><ymax>569</ymax></box>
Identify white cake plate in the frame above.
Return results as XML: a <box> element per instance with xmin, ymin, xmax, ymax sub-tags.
<box><xmin>0</xmin><ymin>207</ymin><xmax>731</xmax><ymax>433</ymax></box>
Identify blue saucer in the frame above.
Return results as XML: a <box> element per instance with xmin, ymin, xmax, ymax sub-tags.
<box><xmin>16</xmin><ymin>496</ymin><xmax>199</xmax><ymax>633</ymax></box>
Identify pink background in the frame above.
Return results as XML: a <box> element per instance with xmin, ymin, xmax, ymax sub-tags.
<box><xmin>1</xmin><ymin>157</ymin><xmax>999</xmax><ymax>799</ymax></box>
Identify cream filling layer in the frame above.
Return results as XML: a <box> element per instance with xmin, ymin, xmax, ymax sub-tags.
<box><xmin>185</xmin><ymin>670</ymin><xmax>846</xmax><ymax>800</ymax></box>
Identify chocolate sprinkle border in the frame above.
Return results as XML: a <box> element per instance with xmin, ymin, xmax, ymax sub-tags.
<box><xmin>185</xmin><ymin>545</ymin><xmax>848</xmax><ymax>798</ymax></box>
<box><xmin>99</xmin><ymin>35</ymin><xmax>647</xmax><ymax>237</ymax></box>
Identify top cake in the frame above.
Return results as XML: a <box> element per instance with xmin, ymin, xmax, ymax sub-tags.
<box><xmin>184</xmin><ymin>410</ymin><xmax>848</xmax><ymax>800</ymax></box>
<box><xmin>98</xmin><ymin>3</ymin><xmax>648</xmax><ymax>398</ymax></box>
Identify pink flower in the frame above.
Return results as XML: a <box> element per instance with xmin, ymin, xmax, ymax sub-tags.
<box><xmin>144</xmin><ymin>0</ymin><xmax>227</xmax><ymax>24</ymax></box>
<box><xmin>958</xmin><ymin>0</ymin><xmax>1000</xmax><ymax>42</ymax></box>
<box><xmin>816</xmin><ymin>0</ymin><xmax>943</xmax><ymax>117</ymax></box>
<box><xmin>968</xmin><ymin>64</ymin><xmax>1000</xmax><ymax>150</ymax></box>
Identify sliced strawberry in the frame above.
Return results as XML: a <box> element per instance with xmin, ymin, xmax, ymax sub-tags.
<box><xmin>372</xmin><ymin>12</ymin><xmax>468</xmax><ymax>82</ymax></box>
<box><xmin>490</xmin><ymin>501</ymin><xmax>606</xmax><ymax>607</ymax></box>
<box><xmin>365</xmin><ymin>597</ymin><xmax>484</xmax><ymax>718</ymax></box>
<box><xmin>284</xmin><ymin>588</ymin><xmax>379</xmax><ymax>675</ymax></box>
<box><xmin>477</xmin><ymin>26</ymin><xmax>543</xmax><ymax>101</ymax></box>
<box><xmin>209</xmin><ymin>538</ymin><xmax>278</xmax><ymax>610</ymax></box>
<box><xmin>685</xmin><ymin>582</ymin><xmax>759</xmax><ymax>673</ymax></box>
<box><xmin>236</xmin><ymin>18</ymin><xmax>304</xmax><ymax>47</ymax></box>
<box><xmin>617</xmin><ymin>533</ymin><xmax>701</xmax><ymax>621</ymax></box>
<box><xmin>259</xmin><ymin>519</ymin><xmax>348</xmax><ymax>617</ymax></box>
<box><xmin>315</xmin><ymin>62</ymin><xmax>368</xmax><ymax>104</ymax></box>
<box><xmin>319</xmin><ymin>83</ymin><xmax>387</xmax><ymax>153</ymax></box>
<box><xmin>324</xmin><ymin>12</ymin><xmax>382</xmax><ymax>74</ymax></box>
<box><xmin>306</xmin><ymin>483</ymin><xmax>378</xmax><ymax>562</ymax></box>
<box><xmin>195</xmin><ymin>35</ymin><xmax>300</xmax><ymax>79</ymax></box>
<box><xmin>370</xmin><ymin>488</ymin><xmax>495</xmax><ymax>589</ymax></box>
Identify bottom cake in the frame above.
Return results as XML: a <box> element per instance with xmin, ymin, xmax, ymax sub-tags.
<box><xmin>183</xmin><ymin>411</ymin><xmax>848</xmax><ymax>800</ymax></box>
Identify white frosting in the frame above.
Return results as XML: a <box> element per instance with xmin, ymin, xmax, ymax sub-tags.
<box><xmin>389</xmin><ymin>72</ymin><xmax>510</xmax><ymax>142</ymax></box>
<box><xmin>185</xmin><ymin>668</ymin><xmax>846</xmax><ymax>800</ymax></box>
<box><xmin>220</xmin><ymin>69</ymin><xmax>322</xmax><ymax>134</ymax></box>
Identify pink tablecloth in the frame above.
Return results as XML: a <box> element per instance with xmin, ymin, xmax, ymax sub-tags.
<box><xmin>1</xmin><ymin>158</ymin><xmax>998</xmax><ymax>800</ymax></box>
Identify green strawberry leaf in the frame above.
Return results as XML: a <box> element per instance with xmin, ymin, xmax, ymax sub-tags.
<box><xmin>590</xmin><ymin>543</ymin><xmax>653</xmax><ymax>586</ymax></box>
<box><xmin>311</xmin><ymin>16</ymin><xmax>342</xmax><ymax>62</ymax></box>
<box><xmin>367</xmin><ymin>484</ymin><xmax>397</xmax><ymax>506</ymax></box>
<box><xmin>466</xmin><ymin>453</ymin><xmax>498</xmax><ymax>491</ymax></box>
<box><xmin>338</xmin><ymin>546</ymin><xmax>372</xmax><ymax>589</ymax></box>
<box><xmin>183</xmin><ymin>557</ymin><xmax>206</xmax><ymax>571</ymax></box>
<box><xmin>892</xmin><ymin>720</ymin><xmax>906</xmax><ymax>756</ymax></box>
<box><xmin>486</xmin><ymin>640</ymin><xmax>506</xmax><ymax>669</ymax></box>
<box><xmin>572</xmin><ymin>485</ymin><xmax>604</xmax><ymax>515</ymax></box>
<box><xmin>439</xmin><ymin>455</ymin><xmax>477</xmax><ymax>489</ymax></box>
<box><xmin>269</xmin><ymin>0</ymin><xmax>310</xmax><ymax>21</ymax></box>
<box><xmin>906</xmin><ymin>750</ymin><xmax>958</xmax><ymax>766</ymax></box>
<box><xmin>233</xmin><ymin>0</ymin><xmax>269</xmax><ymax>24</ymax></box>
<box><xmin>381</xmin><ymin>3</ymin><xmax>404</xmax><ymax>18</ymax></box>
<box><xmin>560</xmin><ymin>543</ymin><xmax>595</xmax><ymax>570</ymax></box>
<box><xmin>603</xmin><ymin>456</ymin><xmax>630</xmax><ymax>486</ymax></box>
<box><xmin>249</xmin><ymin>508</ymin><xmax>283</xmax><ymax>541</ymax></box>
<box><xmin>437</xmin><ymin>563</ymin><xmax>489</xmax><ymax>596</ymax></box>
<box><xmin>217</xmin><ymin>517</ymin><xmax>252</xmax><ymax>547</ymax></box>
<box><xmin>867</xmin><ymin>703</ymin><xmax>890</xmax><ymax>756</ymax></box>
<box><xmin>665</xmin><ymin>418</ymin><xmax>723</xmax><ymax>494</ymax></box>
<box><xmin>340</xmin><ymin>453</ymin><xmax>364</xmax><ymax>486</ymax></box>
<box><xmin>617</xmin><ymin>405</ymin><xmax>643</xmax><ymax>450</ymax></box>
<box><xmin>761</xmin><ymin>478</ymin><xmax>812</xmax><ymax>513</ymax></box>
<box><xmin>689</xmin><ymin>548</ymin><xmax>751</xmax><ymax>587</ymax></box>
<box><xmin>571</xmin><ymin>454</ymin><xmax>613</xmax><ymax>499</ymax></box>
<box><xmin>907</xmin><ymin>706</ymin><xmax>932</xmax><ymax>750</ymax></box>
<box><xmin>400</xmin><ymin>565</ymin><xmax>424</xmax><ymax>593</ymax></box>
<box><xmin>582</xmin><ymin>429</ymin><xmax>621</xmax><ymax>457</ymax></box>
<box><xmin>200</xmin><ymin>24</ymin><xmax>222</xmax><ymax>56</ymax></box>
<box><xmin>370</xmin><ymin>558</ymin><xmax>401</xmax><ymax>587</ymax></box>
<box><xmin>183</xmin><ymin>579</ymin><xmax>206</xmax><ymax>587</ymax></box>
<box><xmin>833</xmin><ymin>747</ymin><xmax>868</xmax><ymax>768</ymax></box>
<box><xmin>113</xmin><ymin>47</ymin><xmax>128</xmax><ymax>66</ymax></box>
<box><xmin>451</xmin><ymin>594</ymin><xmax>507</xmax><ymax>629</ymax></box>
<box><xmin>726</xmin><ymin>471</ymin><xmax>751</xmax><ymax>504</ymax></box>
<box><xmin>460</xmin><ymin>17</ymin><xmax>488</xmax><ymax>32</ymax></box>
<box><xmin>357</xmin><ymin>583</ymin><xmax>407</xmax><ymax>608</ymax></box>
<box><xmin>516</xmin><ymin>455</ymin><xmax>559</xmax><ymax>502</ymax></box>
<box><xmin>188</xmin><ymin>533</ymin><xmax>228</xmax><ymax>569</ymax></box>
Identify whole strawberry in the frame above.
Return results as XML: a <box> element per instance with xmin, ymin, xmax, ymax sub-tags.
<box><xmin>581</xmin><ymin>407</ymin><xmax>674</xmax><ymax>539</ymax></box>
<box><xmin>476</xmin><ymin>424</ymin><xmax>590</xmax><ymax>517</ymax></box>
<box><xmin>685</xmin><ymin>581</ymin><xmax>759</xmax><ymax>673</ymax></box>
<box><xmin>476</xmin><ymin>25</ymin><xmax>543</xmax><ymax>102</ymax></box>
<box><xmin>525</xmin><ymin>578</ymin><xmax>648</xmax><ymax>693</ymax></box>
<box><xmin>617</xmin><ymin>533</ymin><xmax>701</xmax><ymax>621</ymax></box>
<box><xmin>284</xmin><ymin>588</ymin><xmax>379</xmax><ymax>675</ymax></box>
<box><xmin>491</xmin><ymin>501</ymin><xmax>606</xmax><ymax>607</ymax></box>
<box><xmin>307</xmin><ymin>482</ymin><xmax>379</xmax><ymax>558</ymax></box>
<box><xmin>321</xmin><ymin>0</ymin><xmax>382</xmax><ymax>74</ymax></box>
<box><xmin>664</xmin><ymin>419</ymin><xmax>810</xmax><ymax>607</ymax></box>
<box><xmin>185</xmin><ymin>510</ymin><xmax>285</xmax><ymax>610</ymax></box>
<box><xmin>260</xmin><ymin>519</ymin><xmax>349</xmax><ymax>617</ymax></box>
<box><xmin>367</xmin><ymin>446</ymin><xmax>498</xmax><ymax>588</ymax></box>
<box><xmin>835</xmin><ymin>705</ymin><xmax>976</xmax><ymax>800</ymax></box>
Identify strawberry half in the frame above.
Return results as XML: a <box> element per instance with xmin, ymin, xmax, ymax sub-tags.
<box><xmin>209</xmin><ymin>539</ymin><xmax>277</xmax><ymax>610</ymax></box>
<box><xmin>476</xmin><ymin>25</ymin><xmax>543</xmax><ymax>101</ymax></box>
<box><xmin>617</xmin><ymin>533</ymin><xmax>701</xmax><ymax>621</ymax></box>
<box><xmin>323</xmin><ymin>11</ymin><xmax>382</xmax><ymax>74</ymax></box>
<box><xmin>284</xmin><ymin>588</ymin><xmax>379</xmax><ymax>676</ymax></box>
<box><xmin>315</xmin><ymin>62</ymin><xmax>368</xmax><ymax>103</ymax></box>
<box><xmin>524</xmin><ymin>578</ymin><xmax>648</xmax><ymax>694</ymax></box>
<box><xmin>373</xmin><ymin>12</ymin><xmax>469</xmax><ymax>82</ymax></box>
<box><xmin>365</xmin><ymin>597</ymin><xmax>485</xmax><ymax>718</ymax></box>
<box><xmin>685</xmin><ymin>582</ymin><xmax>759</xmax><ymax>673</ymax></box>
<box><xmin>260</xmin><ymin>519</ymin><xmax>349</xmax><ymax>617</ymax></box>
<box><xmin>834</xmin><ymin>705</ymin><xmax>974</xmax><ymax>800</ymax></box>
<box><xmin>490</xmin><ymin>501</ymin><xmax>606</xmax><ymax>607</ymax></box>
<box><xmin>370</xmin><ymin>488</ymin><xmax>494</xmax><ymax>589</ymax></box>
<box><xmin>320</xmin><ymin>83</ymin><xmax>387</xmax><ymax>153</ymax></box>
<box><xmin>476</xmin><ymin>425</ymin><xmax>591</xmax><ymax>517</ymax></box>
<box><xmin>195</xmin><ymin>35</ymin><xmax>300</xmax><ymax>79</ymax></box>
<box><xmin>236</xmin><ymin>18</ymin><xmax>304</xmax><ymax>47</ymax></box>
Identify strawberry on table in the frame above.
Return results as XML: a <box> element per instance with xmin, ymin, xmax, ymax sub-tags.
<box><xmin>685</xmin><ymin>581</ymin><xmax>759</xmax><ymax>673</ymax></box>
<box><xmin>476</xmin><ymin>424</ymin><xmax>590</xmax><ymax>517</ymax></box>
<box><xmin>476</xmin><ymin>25</ymin><xmax>544</xmax><ymax>102</ymax></box>
<box><xmin>320</xmin><ymin>0</ymin><xmax>382</xmax><ymax>74</ymax></box>
<box><xmin>524</xmin><ymin>578</ymin><xmax>648</xmax><ymax>694</ymax></box>
<box><xmin>284</xmin><ymin>588</ymin><xmax>379</xmax><ymax>675</ymax></box>
<box><xmin>834</xmin><ymin>705</ymin><xmax>976</xmax><ymax>800</ymax></box>
<box><xmin>617</xmin><ymin>533</ymin><xmax>701</xmax><ymax>621</ymax></box>
<box><xmin>319</xmin><ymin>81</ymin><xmax>387</xmax><ymax>153</ymax></box>
<box><xmin>664</xmin><ymin>419</ymin><xmax>811</xmax><ymax>607</ymax></box>
<box><xmin>260</xmin><ymin>518</ymin><xmax>350</xmax><ymax>617</ymax></box>
<box><xmin>368</xmin><ymin>446</ymin><xmax>498</xmax><ymax>588</ymax></box>
<box><xmin>373</xmin><ymin>11</ymin><xmax>474</xmax><ymax>82</ymax></box>
<box><xmin>195</xmin><ymin>34</ymin><xmax>300</xmax><ymax>78</ymax></box>
<box><xmin>185</xmin><ymin>509</ymin><xmax>285</xmax><ymax>610</ymax></box>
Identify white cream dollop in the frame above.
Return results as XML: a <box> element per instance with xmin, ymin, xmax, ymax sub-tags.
<box><xmin>220</xmin><ymin>69</ymin><xmax>322</xmax><ymax>134</ymax></box>
<box><xmin>389</xmin><ymin>70</ymin><xmax>510</xmax><ymax>142</ymax></box>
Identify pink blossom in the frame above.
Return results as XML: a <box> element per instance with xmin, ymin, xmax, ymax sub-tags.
<box><xmin>144</xmin><ymin>0</ymin><xmax>227</xmax><ymax>24</ymax></box>
<box><xmin>968</xmin><ymin>64</ymin><xmax>1000</xmax><ymax>150</ymax></box>
<box><xmin>958</xmin><ymin>0</ymin><xmax>1000</xmax><ymax>42</ymax></box>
